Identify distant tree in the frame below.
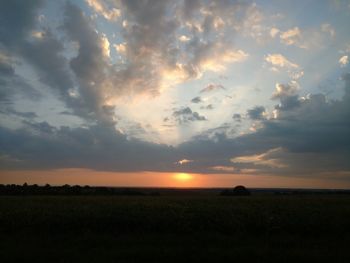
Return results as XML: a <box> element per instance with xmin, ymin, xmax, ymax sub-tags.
<box><xmin>233</xmin><ymin>185</ymin><xmax>250</xmax><ymax>196</ymax></box>
<box><xmin>71</xmin><ymin>185</ymin><xmax>82</xmax><ymax>195</ymax></box>
<box><xmin>220</xmin><ymin>185</ymin><xmax>251</xmax><ymax>196</ymax></box>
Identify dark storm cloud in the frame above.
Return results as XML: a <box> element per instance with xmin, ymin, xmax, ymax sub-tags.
<box><xmin>247</xmin><ymin>106</ymin><xmax>266</xmax><ymax>120</ymax></box>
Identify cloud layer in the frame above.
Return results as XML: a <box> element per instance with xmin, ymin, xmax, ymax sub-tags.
<box><xmin>1</xmin><ymin>0</ymin><xmax>350</xmax><ymax>183</ymax></box>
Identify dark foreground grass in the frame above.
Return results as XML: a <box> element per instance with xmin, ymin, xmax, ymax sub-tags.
<box><xmin>1</xmin><ymin>195</ymin><xmax>350</xmax><ymax>262</ymax></box>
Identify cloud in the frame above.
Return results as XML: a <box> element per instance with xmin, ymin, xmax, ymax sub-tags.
<box><xmin>63</xmin><ymin>2</ymin><xmax>120</xmax><ymax>123</ymax></box>
<box><xmin>0</xmin><ymin>0</ymin><xmax>91</xmax><ymax>122</ymax></box>
<box><xmin>114</xmin><ymin>43</ymin><xmax>127</xmax><ymax>54</ymax></box>
<box><xmin>198</xmin><ymin>48</ymin><xmax>249</xmax><ymax>72</ymax></box>
<box><xmin>1</xmin><ymin>0</ymin><xmax>251</xmax><ymax>128</ymax></box>
<box><xmin>238</xmin><ymin>3</ymin><xmax>269</xmax><ymax>43</ymax></box>
<box><xmin>339</xmin><ymin>55</ymin><xmax>349</xmax><ymax>67</ymax></box>
<box><xmin>271</xmin><ymin>82</ymin><xmax>301</xmax><ymax>111</ymax></box>
<box><xmin>247</xmin><ymin>106</ymin><xmax>266</xmax><ymax>120</ymax></box>
<box><xmin>175</xmin><ymin>159</ymin><xmax>193</xmax><ymax>165</ymax></box>
<box><xmin>0</xmin><ymin>51</ymin><xmax>41</xmax><ymax>103</ymax></box>
<box><xmin>231</xmin><ymin>148</ymin><xmax>287</xmax><ymax>168</ymax></box>
<box><xmin>269</xmin><ymin>27</ymin><xmax>280</xmax><ymax>38</ymax></box>
<box><xmin>265</xmin><ymin>54</ymin><xmax>303</xmax><ymax>80</ymax></box>
<box><xmin>321</xmin><ymin>23</ymin><xmax>335</xmax><ymax>38</ymax></box>
<box><xmin>265</xmin><ymin>54</ymin><xmax>299</xmax><ymax>69</ymax></box>
<box><xmin>272</xmin><ymin>82</ymin><xmax>299</xmax><ymax>99</ymax></box>
<box><xmin>232</xmin><ymin>113</ymin><xmax>242</xmax><ymax>122</ymax></box>
<box><xmin>279</xmin><ymin>25</ymin><xmax>336</xmax><ymax>50</ymax></box>
<box><xmin>201</xmin><ymin>104</ymin><xmax>214</xmax><ymax>110</ymax></box>
<box><xmin>0</xmin><ymin>107</ymin><xmax>37</xmax><ymax>119</ymax></box>
<box><xmin>280</xmin><ymin>27</ymin><xmax>302</xmax><ymax>47</ymax></box>
<box><xmin>100</xmin><ymin>33</ymin><xmax>111</xmax><ymax>58</ymax></box>
<box><xmin>179</xmin><ymin>35</ymin><xmax>191</xmax><ymax>42</ymax></box>
<box><xmin>177</xmin><ymin>76</ymin><xmax>350</xmax><ymax>176</ymax></box>
<box><xmin>210</xmin><ymin>166</ymin><xmax>235</xmax><ymax>172</ymax></box>
<box><xmin>1</xmin><ymin>74</ymin><xmax>350</xmax><ymax>178</ymax></box>
<box><xmin>200</xmin><ymin>83</ymin><xmax>225</xmax><ymax>93</ymax></box>
<box><xmin>191</xmin><ymin>96</ymin><xmax>202</xmax><ymax>103</ymax></box>
<box><xmin>172</xmin><ymin>107</ymin><xmax>207</xmax><ymax>123</ymax></box>
<box><xmin>86</xmin><ymin>0</ymin><xmax>121</xmax><ymax>21</ymax></box>
<box><xmin>0</xmin><ymin>121</ymin><xmax>178</xmax><ymax>172</ymax></box>
<box><xmin>1</xmin><ymin>0</ymin><xmax>350</xmax><ymax>182</ymax></box>
<box><xmin>0</xmin><ymin>0</ymin><xmax>44</xmax><ymax>47</ymax></box>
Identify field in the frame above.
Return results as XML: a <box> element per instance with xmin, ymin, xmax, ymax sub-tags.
<box><xmin>1</xmin><ymin>193</ymin><xmax>350</xmax><ymax>262</ymax></box>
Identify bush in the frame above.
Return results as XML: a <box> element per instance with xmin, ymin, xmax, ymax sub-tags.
<box><xmin>220</xmin><ymin>185</ymin><xmax>251</xmax><ymax>196</ymax></box>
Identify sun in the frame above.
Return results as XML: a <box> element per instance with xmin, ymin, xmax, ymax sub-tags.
<box><xmin>173</xmin><ymin>173</ymin><xmax>193</xmax><ymax>182</ymax></box>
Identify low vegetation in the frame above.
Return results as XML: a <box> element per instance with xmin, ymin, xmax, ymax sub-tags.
<box><xmin>1</xmin><ymin>187</ymin><xmax>350</xmax><ymax>262</ymax></box>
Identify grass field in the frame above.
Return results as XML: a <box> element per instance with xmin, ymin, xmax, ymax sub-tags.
<box><xmin>1</xmin><ymin>194</ymin><xmax>350</xmax><ymax>262</ymax></box>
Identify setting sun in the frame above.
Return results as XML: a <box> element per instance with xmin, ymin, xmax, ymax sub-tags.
<box><xmin>173</xmin><ymin>173</ymin><xmax>193</xmax><ymax>182</ymax></box>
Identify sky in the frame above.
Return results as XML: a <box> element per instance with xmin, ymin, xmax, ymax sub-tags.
<box><xmin>1</xmin><ymin>0</ymin><xmax>350</xmax><ymax>188</ymax></box>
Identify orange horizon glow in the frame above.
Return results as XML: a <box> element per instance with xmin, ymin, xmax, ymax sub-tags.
<box><xmin>173</xmin><ymin>173</ymin><xmax>193</xmax><ymax>183</ymax></box>
<box><xmin>1</xmin><ymin>168</ymin><xmax>350</xmax><ymax>189</ymax></box>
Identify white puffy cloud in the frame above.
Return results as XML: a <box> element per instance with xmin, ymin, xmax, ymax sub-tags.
<box><xmin>179</xmin><ymin>35</ymin><xmax>190</xmax><ymax>42</ymax></box>
<box><xmin>280</xmin><ymin>27</ymin><xmax>303</xmax><ymax>47</ymax></box>
<box><xmin>100</xmin><ymin>33</ymin><xmax>110</xmax><ymax>58</ymax></box>
<box><xmin>339</xmin><ymin>55</ymin><xmax>349</xmax><ymax>67</ymax></box>
<box><xmin>269</xmin><ymin>27</ymin><xmax>280</xmax><ymax>38</ymax></box>
<box><xmin>86</xmin><ymin>0</ymin><xmax>121</xmax><ymax>21</ymax></box>
<box><xmin>113</xmin><ymin>43</ymin><xmax>127</xmax><ymax>54</ymax></box>
<box><xmin>265</xmin><ymin>53</ymin><xmax>299</xmax><ymax>69</ymax></box>
<box><xmin>265</xmin><ymin>54</ymin><xmax>303</xmax><ymax>79</ymax></box>
<box><xmin>272</xmin><ymin>82</ymin><xmax>299</xmax><ymax>99</ymax></box>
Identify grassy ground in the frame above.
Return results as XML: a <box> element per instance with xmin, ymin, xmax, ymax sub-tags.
<box><xmin>1</xmin><ymin>195</ymin><xmax>350</xmax><ymax>262</ymax></box>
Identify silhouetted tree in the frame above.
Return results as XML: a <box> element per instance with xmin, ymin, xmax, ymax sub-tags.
<box><xmin>220</xmin><ymin>185</ymin><xmax>251</xmax><ymax>196</ymax></box>
<box><xmin>233</xmin><ymin>185</ymin><xmax>250</xmax><ymax>196</ymax></box>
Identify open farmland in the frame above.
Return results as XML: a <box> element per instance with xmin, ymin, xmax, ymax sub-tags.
<box><xmin>1</xmin><ymin>194</ymin><xmax>350</xmax><ymax>262</ymax></box>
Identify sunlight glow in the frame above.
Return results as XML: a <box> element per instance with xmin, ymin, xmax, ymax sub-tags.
<box><xmin>173</xmin><ymin>173</ymin><xmax>193</xmax><ymax>182</ymax></box>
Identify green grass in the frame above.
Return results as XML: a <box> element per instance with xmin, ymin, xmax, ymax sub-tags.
<box><xmin>1</xmin><ymin>195</ymin><xmax>350</xmax><ymax>262</ymax></box>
